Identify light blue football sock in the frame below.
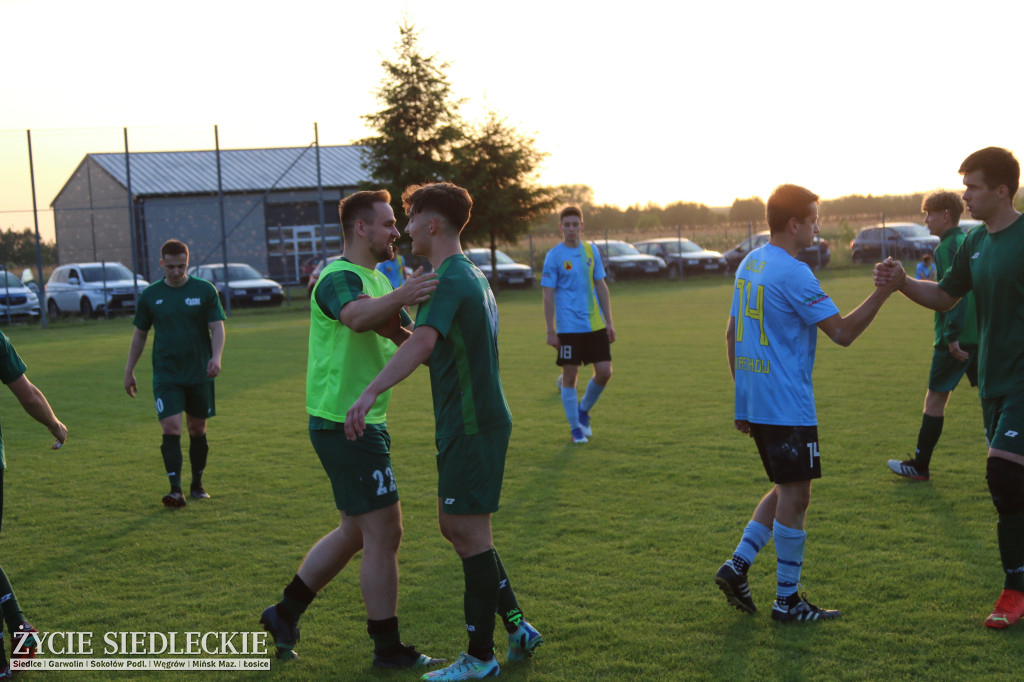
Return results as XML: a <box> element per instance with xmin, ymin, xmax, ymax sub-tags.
<box><xmin>773</xmin><ymin>521</ymin><xmax>806</xmax><ymax>600</ymax></box>
<box><xmin>561</xmin><ymin>387</ymin><xmax>580</xmax><ymax>429</ymax></box>
<box><xmin>731</xmin><ymin>520</ymin><xmax>773</xmax><ymax>571</ymax></box>
<box><xmin>579</xmin><ymin>378</ymin><xmax>606</xmax><ymax>413</ymax></box>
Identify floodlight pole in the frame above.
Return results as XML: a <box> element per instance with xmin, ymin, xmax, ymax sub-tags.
<box><xmin>315</xmin><ymin>123</ymin><xmax>327</xmax><ymax>261</ymax></box>
<box><xmin>124</xmin><ymin>128</ymin><xmax>141</xmax><ymax>308</ymax></box>
<box><xmin>215</xmin><ymin>125</ymin><xmax>231</xmax><ymax>316</ymax></box>
<box><xmin>26</xmin><ymin>130</ymin><xmax>47</xmax><ymax>328</ymax></box>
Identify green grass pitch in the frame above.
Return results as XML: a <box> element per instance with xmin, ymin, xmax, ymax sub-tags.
<box><xmin>0</xmin><ymin>268</ymin><xmax>1015</xmax><ymax>680</ymax></box>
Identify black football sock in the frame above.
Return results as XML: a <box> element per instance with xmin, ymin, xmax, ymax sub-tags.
<box><xmin>492</xmin><ymin>548</ymin><xmax>524</xmax><ymax>634</ymax></box>
<box><xmin>189</xmin><ymin>434</ymin><xmax>209</xmax><ymax>488</ymax></box>
<box><xmin>462</xmin><ymin>550</ymin><xmax>498</xmax><ymax>659</ymax></box>
<box><xmin>277</xmin><ymin>574</ymin><xmax>316</xmax><ymax>625</ymax></box>
<box><xmin>0</xmin><ymin>565</ymin><xmax>25</xmax><ymax>633</ymax></box>
<box><xmin>367</xmin><ymin>616</ymin><xmax>401</xmax><ymax>652</ymax></box>
<box><xmin>160</xmin><ymin>435</ymin><xmax>182</xmax><ymax>491</ymax></box>
<box><xmin>914</xmin><ymin>414</ymin><xmax>943</xmax><ymax>471</ymax></box>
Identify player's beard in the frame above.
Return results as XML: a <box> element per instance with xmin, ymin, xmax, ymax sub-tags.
<box><xmin>369</xmin><ymin>240</ymin><xmax>394</xmax><ymax>264</ymax></box>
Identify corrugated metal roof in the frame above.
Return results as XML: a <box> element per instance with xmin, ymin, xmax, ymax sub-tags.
<box><xmin>89</xmin><ymin>145</ymin><xmax>370</xmax><ymax>196</ymax></box>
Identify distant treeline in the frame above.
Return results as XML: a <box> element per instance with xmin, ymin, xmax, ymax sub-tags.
<box><xmin>0</xmin><ymin>228</ymin><xmax>56</xmax><ymax>266</ymax></box>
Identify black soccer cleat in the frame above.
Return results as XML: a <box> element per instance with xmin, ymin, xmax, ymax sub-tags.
<box><xmin>373</xmin><ymin>643</ymin><xmax>447</xmax><ymax>669</ymax></box>
<box><xmin>259</xmin><ymin>605</ymin><xmax>299</xmax><ymax>660</ymax></box>
<box><xmin>771</xmin><ymin>593</ymin><xmax>842</xmax><ymax>623</ymax></box>
<box><xmin>715</xmin><ymin>561</ymin><xmax>756</xmax><ymax>614</ymax></box>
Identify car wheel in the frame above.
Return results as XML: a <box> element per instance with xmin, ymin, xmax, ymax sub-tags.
<box><xmin>667</xmin><ymin>263</ymin><xmax>680</xmax><ymax>279</ymax></box>
<box><xmin>80</xmin><ymin>297</ymin><xmax>94</xmax><ymax>318</ymax></box>
<box><xmin>851</xmin><ymin>250</ymin><xmax>864</xmax><ymax>265</ymax></box>
<box><xmin>47</xmin><ymin>299</ymin><xmax>59</xmax><ymax>318</ymax></box>
<box><xmin>606</xmin><ymin>269</ymin><xmax>616</xmax><ymax>283</ymax></box>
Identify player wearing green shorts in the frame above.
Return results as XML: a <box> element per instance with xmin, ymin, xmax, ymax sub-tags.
<box><xmin>888</xmin><ymin>191</ymin><xmax>980</xmax><ymax>481</ymax></box>
<box><xmin>347</xmin><ymin>182</ymin><xmax>543</xmax><ymax>681</ymax></box>
<box><xmin>258</xmin><ymin>190</ymin><xmax>443</xmax><ymax>670</ymax></box>
<box><xmin>124</xmin><ymin>239</ymin><xmax>225</xmax><ymax>508</ymax></box>
<box><xmin>876</xmin><ymin>147</ymin><xmax>1024</xmax><ymax>629</ymax></box>
<box><xmin>0</xmin><ymin>329</ymin><xmax>67</xmax><ymax>674</ymax></box>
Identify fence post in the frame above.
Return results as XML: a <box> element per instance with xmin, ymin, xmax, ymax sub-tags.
<box><xmin>26</xmin><ymin>130</ymin><xmax>47</xmax><ymax>328</ymax></box>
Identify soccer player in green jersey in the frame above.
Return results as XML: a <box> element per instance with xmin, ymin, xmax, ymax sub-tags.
<box><xmin>876</xmin><ymin>147</ymin><xmax>1024</xmax><ymax>628</ymax></box>
<box><xmin>258</xmin><ymin>190</ymin><xmax>443</xmax><ymax>669</ymax></box>
<box><xmin>346</xmin><ymin>182</ymin><xmax>543</xmax><ymax>681</ymax></box>
<box><xmin>0</xmin><ymin>329</ymin><xmax>67</xmax><ymax>674</ymax></box>
<box><xmin>124</xmin><ymin>239</ymin><xmax>225</xmax><ymax>508</ymax></box>
<box><xmin>888</xmin><ymin>191</ymin><xmax>980</xmax><ymax>481</ymax></box>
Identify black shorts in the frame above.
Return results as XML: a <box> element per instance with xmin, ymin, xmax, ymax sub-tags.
<box><xmin>750</xmin><ymin>423</ymin><xmax>821</xmax><ymax>484</ymax></box>
<box><xmin>556</xmin><ymin>330</ymin><xmax>612</xmax><ymax>366</ymax></box>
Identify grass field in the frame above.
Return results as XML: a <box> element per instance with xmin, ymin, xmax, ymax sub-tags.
<box><xmin>0</xmin><ymin>268</ymin><xmax>1014</xmax><ymax>681</ymax></box>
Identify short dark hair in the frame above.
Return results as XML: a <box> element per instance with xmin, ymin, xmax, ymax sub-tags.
<box><xmin>766</xmin><ymin>184</ymin><xmax>819</xmax><ymax>234</ymax></box>
<box><xmin>921</xmin><ymin>190</ymin><xmax>964</xmax><ymax>225</ymax></box>
<box><xmin>161</xmin><ymin>239</ymin><xmax>188</xmax><ymax>258</ymax></box>
<box><xmin>339</xmin><ymin>189</ymin><xmax>391</xmax><ymax>235</ymax></box>
<box><xmin>401</xmin><ymin>182</ymin><xmax>473</xmax><ymax>231</ymax></box>
<box><xmin>959</xmin><ymin>147</ymin><xmax>1020</xmax><ymax>196</ymax></box>
<box><xmin>560</xmin><ymin>206</ymin><xmax>583</xmax><ymax>221</ymax></box>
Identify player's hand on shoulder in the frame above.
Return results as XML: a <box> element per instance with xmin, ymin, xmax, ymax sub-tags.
<box><xmin>397</xmin><ymin>267</ymin><xmax>438</xmax><ymax>306</ymax></box>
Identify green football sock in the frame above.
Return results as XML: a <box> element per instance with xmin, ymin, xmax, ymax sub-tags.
<box><xmin>997</xmin><ymin>509</ymin><xmax>1024</xmax><ymax>591</ymax></box>
<box><xmin>492</xmin><ymin>548</ymin><xmax>523</xmax><ymax>633</ymax></box>
<box><xmin>462</xmin><ymin>550</ymin><xmax>499</xmax><ymax>654</ymax></box>
<box><xmin>0</xmin><ymin>565</ymin><xmax>25</xmax><ymax>633</ymax></box>
<box><xmin>161</xmin><ymin>434</ymin><xmax>182</xmax><ymax>491</ymax></box>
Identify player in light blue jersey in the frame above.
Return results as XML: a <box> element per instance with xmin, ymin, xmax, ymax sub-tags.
<box><xmin>715</xmin><ymin>184</ymin><xmax>899</xmax><ymax>622</ymax></box>
<box><xmin>542</xmin><ymin>207</ymin><xmax>615</xmax><ymax>443</ymax></box>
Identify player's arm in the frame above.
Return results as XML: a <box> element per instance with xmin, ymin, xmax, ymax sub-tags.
<box><xmin>594</xmin><ymin>278</ymin><xmax>616</xmax><ymax>342</ymax></box>
<box><xmin>124</xmin><ymin>327</ymin><xmax>149</xmax><ymax>397</ymax></box>
<box><xmin>207</xmin><ymin>320</ymin><xmax>225</xmax><ymax>378</ymax></box>
<box><xmin>7</xmin><ymin>374</ymin><xmax>67</xmax><ymax>449</ymax></box>
<box><xmin>344</xmin><ymin>324</ymin><xmax>440</xmax><ymax>440</ymax></box>
<box><xmin>874</xmin><ymin>257</ymin><xmax>959</xmax><ymax>312</ymax></box>
<box><xmin>543</xmin><ymin>287</ymin><xmax>558</xmax><ymax>348</ymax></box>
<box><xmin>816</xmin><ymin>286</ymin><xmax>893</xmax><ymax>347</ymax></box>
<box><xmin>339</xmin><ymin>268</ymin><xmax>437</xmax><ymax>333</ymax></box>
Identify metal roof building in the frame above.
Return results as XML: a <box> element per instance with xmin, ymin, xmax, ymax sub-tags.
<box><xmin>51</xmin><ymin>145</ymin><xmax>371</xmax><ymax>283</ymax></box>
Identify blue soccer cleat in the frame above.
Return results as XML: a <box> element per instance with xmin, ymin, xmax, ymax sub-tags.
<box><xmin>577</xmin><ymin>408</ymin><xmax>592</xmax><ymax>437</ymax></box>
<box><xmin>506</xmin><ymin>621</ymin><xmax>543</xmax><ymax>662</ymax></box>
<box><xmin>421</xmin><ymin>651</ymin><xmax>499</xmax><ymax>680</ymax></box>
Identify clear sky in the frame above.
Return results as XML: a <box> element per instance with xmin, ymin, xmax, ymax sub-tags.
<box><xmin>2</xmin><ymin>0</ymin><xmax>1021</xmax><ymax>241</ymax></box>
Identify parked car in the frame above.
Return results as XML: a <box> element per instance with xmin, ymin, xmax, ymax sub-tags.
<box><xmin>188</xmin><ymin>263</ymin><xmax>284</xmax><ymax>307</ymax></box>
<box><xmin>849</xmin><ymin>223</ymin><xmax>938</xmax><ymax>264</ymax></box>
<box><xmin>723</xmin><ymin>231</ymin><xmax>831</xmax><ymax>271</ymax></box>
<box><xmin>633</xmin><ymin>238</ymin><xmax>729</xmax><ymax>278</ymax></box>
<box><xmin>0</xmin><ymin>269</ymin><xmax>40</xmax><ymax>321</ymax></box>
<box><xmin>465</xmin><ymin>248</ymin><xmax>534</xmax><ymax>288</ymax></box>
<box><xmin>592</xmin><ymin>240</ymin><xmax>666</xmax><ymax>281</ymax></box>
<box><xmin>306</xmin><ymin>255</ymin><xmax>341</xmax><ymax>295</ymax></box>
<box><xmin>959</xmin><ymin>218</ymin><xmax>984</xmax><ymax>233</ymax></box>
<box><xmin>44</xmin><ymin>262</ymin><xmax>147</xmax><ymax>318</ymax></box>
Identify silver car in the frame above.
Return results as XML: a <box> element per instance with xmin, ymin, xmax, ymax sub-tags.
<box><xmin>0</xmin><ymin>269</ymin><xmax>40</xmax><ymax>322</ymax></box>
<box><xmin>44</xmin><ymin>262</ymin><xmax>147</xmax><ymax>318</ymax></box>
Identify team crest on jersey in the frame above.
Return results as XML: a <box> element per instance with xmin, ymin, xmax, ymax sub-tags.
<box><xmin>563</xmin><ymin>260</ymin><xmax>573</xmax><ymax>271</ymax></box>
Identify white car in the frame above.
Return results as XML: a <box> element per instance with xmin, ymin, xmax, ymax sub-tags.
<box><xmin>44</xmin><ymin>262</ymin><xmax>147</xmax><ymax>318</ymax></box>
<box><xmin>0</xmin><ymin>269</ymin><xmax>40</xmax><ymax>321</ymax></box>
<box><xmin>188</xmin><ymin>263</ymin><xmax>284</xmax><ymax>307</ymax></box>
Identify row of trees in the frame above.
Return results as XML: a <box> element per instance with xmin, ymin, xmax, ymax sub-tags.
<box><xmin>0</xmin><ymin>228</ymin><xmax>55</xmax><ymax>266</ymax></box>
<box><xmin>359</xmin><ymin>21</ymin><xmax>554</xmax><ymax>250</ymax></box>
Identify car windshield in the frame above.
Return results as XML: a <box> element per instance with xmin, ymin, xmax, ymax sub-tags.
<box><xmin>0</xmin><ymin>272</ymin><xmax>23</xmax><ymax>288</ymax></box>
<box><xmin>892</xmin><ymin>225</ymin><xmax>930</xmax><ymax>238</ymax></box>
<box><xmin>469</xmin><ymin>250</ymin><xmax>515</xmax><ymax>265</ymax></box>
<box><xmin>603</xmin><ymin>242</ymin><xmax>640</xmax><ymax>257</ymax></box>
<box><xmin>81</xmin><ymin>264</ymin><xmax>135</xmax><ymax>282</ymax></box>
<box><xmin>659</xmin><ymin>240</ymin><xmax>701</xmax><ymax>255</ymax></box>
<box><xmin>206</xmin><ymin>265</ymin><xmax>263</xmax><ymax>282</ymax></box>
